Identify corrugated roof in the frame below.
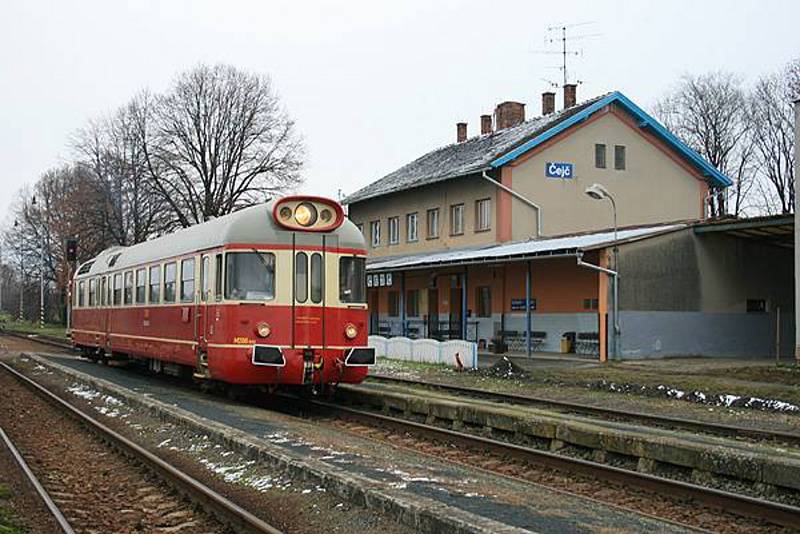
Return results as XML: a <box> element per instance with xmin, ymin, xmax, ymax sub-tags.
<box><xmin>343</xmin><ymin>94</ymin><xmax>609</xmax><ymax>205</ymax></box>
<box><xmin>366</xmin><ymin>223</ymin><xmax>686</xmax><ymax>272</ymax></box>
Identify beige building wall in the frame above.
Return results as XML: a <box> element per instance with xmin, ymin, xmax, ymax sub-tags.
<box><xmin>348</xmin><ymin>176</ymin><xmax>497</xmax><ymax>258</ymax></box>
<box><xmin>509</xmin><ymin>110</ymin><xmax>708</xmax><ymax>240</ymax></box>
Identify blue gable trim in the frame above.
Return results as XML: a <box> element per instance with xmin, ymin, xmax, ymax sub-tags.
<box><xmin>489</xmin><ymin>91</ymin><xmax>733</xmax><ymax>188</ymax></box>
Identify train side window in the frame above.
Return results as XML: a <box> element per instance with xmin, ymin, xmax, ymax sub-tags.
<box><xmin>200</xmin><ymin>256</ymin><xmax>210</xmax><ymax>302</ymax></box>
<box><xmin>310</xmin><ymin>253</ymin><xmax>323</xmax><ymax>304</ymax></box>
<box><xmin>107</xmin><ymin>276</ymin><xmax>113</xmax><ymax>306</ymax></box>
<box><xmin>180</xmin><ymin>258</ymin><xmax>195</xmax><ymax>303</ymax></box>
<box><xmin>149</xmin><ymin>265</ymin><xmax>161</xmax><ymax>304</ymax></box>
<box><xmin>135</xmin><ymin>268</ymin><xmax>146</xmax><ymax>304</ymax></box>
<box><xmin>100</xmin><ymin>276</ymin><xmax>107</xmax><ymax>306</ymax></box>
<box><xmin>124</xmin><ymin>271</ymin><xmax>134</xmax><ymax>305</ymax></box>
<box><xmin>88</xmin><ymin>279</ymin><xmax>96</xmax><ymax>307</ymax></box>
<box><xmin>164</xmin><ymin>263</ymin><xmax>177</xmax><ymax>303</ymax></box>
<box><xmin>113</xmin><ymin>274</ymin><xmax>122</xmax><ymax>305</ymax></box>
<box><xmin>214</xmin><ymin>254</ymin><xmax>223</xmax><ymax>301</ymax></box>
<box><xmin>78</xmin><ymin>281</ymin><xmax>85</xmax><ymax>308</ymax></box>
<box><xmin>295</xmin><ymin>252</ymin><xmax>308</xmax><ymax>303</ymax></box>
<box><xmin>339</xmin><ymin>256</ymin><xmax>366</xmax><ymax>303</ymax></box>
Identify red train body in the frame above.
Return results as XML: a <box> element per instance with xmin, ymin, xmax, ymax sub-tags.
<box><xmin>70</xmin><ymin>196</ymin><xmax>373</xmax><ymax>389</ymax></box>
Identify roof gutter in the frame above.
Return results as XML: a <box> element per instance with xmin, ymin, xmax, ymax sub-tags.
<box><xmin>481</xmin><ymin>171</ymin><xmax>542</xmax><ymax>237</ymax></box>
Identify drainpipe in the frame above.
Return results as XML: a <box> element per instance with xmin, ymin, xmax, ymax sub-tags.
<box><xmin>481</xmin><ymin>171</ymin><xmax>542</xmax><ymax>237</ymax></box>
<box><xmin>576</xmin><ymin>252</ymin><xmax>619</xmax><ymax>360</ymax></box>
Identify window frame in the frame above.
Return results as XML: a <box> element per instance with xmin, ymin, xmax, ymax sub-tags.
<box><xmin>164</xmin><ymin>262</ymin><xmax>177</xmax><ymax>303</ymax></box>
<box><xmin>135</xmin><ymin>268</ymin><xmax>146</xmax><ymax>304</ymax></box>
<box><xmin>388</xmin><ymin>216</ymin><xmax>399</xmax><ymax>245</ymax></box>
<box><xmin>339</xmin><ymin>256</ymin><xmax>366</xmax><ymax>303</ymax></box>
<box><xmin>595</xmin><ymin>143</ymin><xmax>607</xmax><ymax>169</ymax></box>
<box><xmin>387</xmin><ymin>290</ymin><xmax>400</xmax><ymax>317</ymax></box>
<box><xmin>224</xmin><ymin>251</ymin><xmax>276</xmax><ymax>301</ymax></box>
<box><xmin>295</xmin><ymin>251</ymin><xmax>308</xmax><ymax>303</ymax></box>
<box><xmin>149</xmin><ymin>265</ymin><xmax>161</xmax><ymax>304</ymax></box>
<box><xmin>476</xmin><ymin>286</ymin><xmax>491</xmax><ymax>317</ymax></box>
<box><xmin>310</xmin><ymin>252</ymin><xmax>323</xmax><ymax>304</ymax></box>
<box><xmin>370</xmin><ymin>220</ymin><xmax>381</xmax><ymax>248</ymax></box>
<box><xmin>180</xmin><ymin>258</ymin><xmax>196</xmax><ymax>303</ymax></box>
<box><xmin>614</xmin><ymin>144</ymin><xmax>626</xmax><ymax>170</ymax></box>
<box><xmin>426</xmin><ymin>208</ymin><xmax>439</xmax><ymax>239</ymax></box>
<box><xmin>406</xmin><ymin>289</ymin><xmax>420</xmax><ymax>317</ymax></box>
<box><xmin>78</xmin><ymin>280</ymin><xmax>85</xmax><ymax>308</ymax></box>
<box><xmin>450</xmin><ymin>203</ymin><xmax>464</xmax><ymax>236</ymax></box>
<box><xmin>123</xmin><ymin>271</ymin><xmax>134</xmax><ymax>305</ymax></box>
<box><xmin>406</xmin><ymin>212</ymin><xmax>418</xmax><ymax>242</ymax></box>
<box><xmin>475</xmin><ymin>198</ymin><xmax>491</xmax><ymax>232</ymax></box>
<box><xmin>113</xmin><ymin>273</ymin><xmax>122</xmax><ymax>306</ymax></box>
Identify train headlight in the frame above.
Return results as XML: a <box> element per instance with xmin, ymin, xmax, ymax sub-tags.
<box><xmin>279</xmin><ymin>206</ymin><xmax>293</xmax><ymax>221</ymax></box>
<box><xmin>344</xmin><ymin>323</ymin><xmax>358</xmax><ymax>340</ymax></box>
<box><xmin>255</xmin><ymin>322</ymin><xmax>271</xmax><ymax>338</ymax></box>
<box><xmin>294</xmin><ymin>203</ymin><xmax>318</xmax><ymax>227</ymax></box>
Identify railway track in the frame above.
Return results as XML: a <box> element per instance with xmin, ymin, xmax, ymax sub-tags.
<box><xmin>0</xmin><ymin>361</ymin><xmax>282</xmax><ymax>534</ymax></box>
<box><xmin>0</xmin><ymin>425</ymin><xmax>74</xmax><ymax>533</ymax></box>
<box><xmin>366</xmin><ymin>373</ymin><xmax>800</xmax><ymax>446</ymax></box>
<box><xmin>302</xmin><ymin>395</ymin><xmax>800</xmax><ymax>529</ymax></box>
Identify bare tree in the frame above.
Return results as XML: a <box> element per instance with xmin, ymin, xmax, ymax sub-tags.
<box><xmin>654</xmin><ymin>72</ymin><xmax>756</xmax><ymax>217</ymax></box>
<box><xmin>143</xmin><ymin>64</ymin><xmax>305</xmax><ymax>226</ymax></box>
<box><xmin>73</xmin><ymin>93</ymin><xmax>169</xmax><ymax>245</ymax></box>
<box><xmin>748</xmin><ymin>62</ymin><xmax>796</xmax><ymax>215</ymax></box>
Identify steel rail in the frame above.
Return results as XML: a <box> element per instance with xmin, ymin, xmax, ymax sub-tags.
<box><xmin>364</xmin><ymin>374</ymin><xmax>800</xmax><ymax>446</ymax></box>
<box><xmin>0</xmin><ymin>362</ymin><xmax>283</xmax><ymax>534</ymax></box>
<box><xmin>0</xmin><ymin>426</ymin><xmax>75</xmax><ymax>534</ymax></box>
<box><xmin>306</xmin><ymin>397</ymin><xmax>800</xmax><ymax>529</ymax></box>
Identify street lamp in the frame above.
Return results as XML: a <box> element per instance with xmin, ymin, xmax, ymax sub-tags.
<box><xmin>584</xmin><ymin>183</ymin><xmax>620</xmax><ymax>358</ymax></box>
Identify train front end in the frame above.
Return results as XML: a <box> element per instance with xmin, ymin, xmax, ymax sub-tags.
<box><xmin>207</xmin><ymin>196</ymin><xmax>373</xmax><ymax>389</ymax></box>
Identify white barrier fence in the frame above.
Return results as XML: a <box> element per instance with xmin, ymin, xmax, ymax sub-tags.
<box><xmin>368</xmin><ymin>336</ymin><xmax>478</xmax><ymax>369</ymax></box>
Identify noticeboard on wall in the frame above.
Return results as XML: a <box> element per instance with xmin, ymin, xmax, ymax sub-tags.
<box><xmin>366</xmin><ymin>273</ymin><xmax>394</xmax><ymax>288</ymax></box>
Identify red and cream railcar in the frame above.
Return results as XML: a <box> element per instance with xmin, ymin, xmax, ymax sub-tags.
<box><xmin>70</xmin><ymin>196</ymin><xmax>373</xmax><ymax>388</ymax></box>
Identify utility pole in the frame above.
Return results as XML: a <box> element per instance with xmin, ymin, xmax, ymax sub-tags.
<box><xmin>39</xmin><ymin>234</ymin><xmax>45</xmax><ymax>329</ymax></box>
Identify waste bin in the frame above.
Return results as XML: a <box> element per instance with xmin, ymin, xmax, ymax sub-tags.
<box><xmin>560</xmin><ymin>332</ymin><xmax>576</xmax><ymax>353</ymax></box>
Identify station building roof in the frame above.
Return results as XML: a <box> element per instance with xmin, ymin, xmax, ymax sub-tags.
<box><xmin>344</xmin><ymin>91</ymin><xmax>732</xmax><ymax>206</ymax></box>
<box><xmin>366</xmin><ymin>222</ymin><xmax>687</xmax><ymax>273</ymax></box>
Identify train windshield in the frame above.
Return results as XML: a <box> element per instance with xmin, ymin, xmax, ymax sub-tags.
<box><xmin>339</xmin><ymin>256</ymin><xmax>366</xmax><ymax>303</ymax></box>
<box><xmin>225</xmin><ymin>252</ymin><xmax>275</xmax><ymax>300</ymax></box>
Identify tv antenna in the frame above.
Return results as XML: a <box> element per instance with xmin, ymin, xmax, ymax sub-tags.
<box><xmin>533</xmin><ymin>21</ymin><xmax>601</xmax><ymax>88</ymax></box>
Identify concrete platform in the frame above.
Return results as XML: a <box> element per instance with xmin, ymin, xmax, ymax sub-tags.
<box><xmin>20</xmin><ymin>352</ymin><xmax>688</xmax><ymax>534</ymax></box>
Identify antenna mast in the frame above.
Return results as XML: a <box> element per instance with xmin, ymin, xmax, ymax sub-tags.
<box><xmin>535</xmin><ymin>22</ymin><xmax>601</xmax><ymax>89</ymax></box>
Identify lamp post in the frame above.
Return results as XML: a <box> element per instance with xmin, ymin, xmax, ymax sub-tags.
<box><xmin>584</xmin><ymin>183</ymin><xmax>620</xmax><ymax>359</ymax></box>
<box><xmin>31</xmin><ymin>196</ymin><xmax>44</xmax><ymax>330</ymax></box>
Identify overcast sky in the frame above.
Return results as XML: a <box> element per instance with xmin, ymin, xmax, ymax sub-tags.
<box><xmin>1</xmin><ymin>0</ymin><xmax>798</xmax><ymax>221</ymax></box>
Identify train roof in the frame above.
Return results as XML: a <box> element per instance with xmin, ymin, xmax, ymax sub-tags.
<box><xmin>75</xmin><ymin>201</ymin><xmax>365</xmax><ymax>279</ymax></box>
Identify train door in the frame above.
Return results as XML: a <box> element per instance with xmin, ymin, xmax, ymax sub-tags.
<box><xmin>292</xmin><ymin>234</ymin><xmax>332</xmax><ymax>349</ymax></box>
<box><xmin>197</xmin><ymin>254</ymin><xmax>212</xmax><ymax>348</ymax></box>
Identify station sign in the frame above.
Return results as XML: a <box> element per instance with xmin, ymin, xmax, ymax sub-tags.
<box><xmin>366</xmin><ymin>272</ymin><xmax>393</xmax><ymax>288</ymax></box>
<box><xmin>510</xmin><ymin>298</ymin><xmax>537</xmax><ymax>311</ymax></box>
<box><xmin>545</xmin><ymin>162</ymin><xmax>574</xmax><ymax>179</ymax></box>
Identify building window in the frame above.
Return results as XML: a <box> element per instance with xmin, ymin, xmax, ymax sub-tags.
<box><xmin>450</xmin><ymin>203</ymin><xmax>464</xmax><ymax>235</ymax></box>
<box><xmin>427</xmin><ymin>208</ymin><xmax>439</xmax><ymax>239</ymax></box>
<box><xmin>406</xmin><ymin>212</ymin><xmax>418</xmax><ymax>242</ymax></box>
<box><xmin>370</xmin><ymin>220</ymin><xmax>381</xmax><ymax>248</ymax></box>
<box><xmin>583</xmin><ymin>298</ymin><xmax>599</xmax><ymax>310</ymax></box>
<box><xmin>388</xmin><ymin>291</ymin><xmax>400</xmax><ymax>317</ymax></box>
<box><xmin>149</xmin><ymin>265</ymin><xmax>161</xmax><ymax>304</ymax></box>
<box><xmin>476</xmin><ymin>286</ymin><xmax>491</xmax><ymax>317</ymax></box>
<box><xmin>475</xmin><ymin>198</ymin><xmax>491</xmax><ymax>232</ymax></box>
<box><xmin>614</xmin><ymin>145</ymin><xmax>626</xmax><ymax>170</ymax></box>
<box><xmin>406</xmin><ymin>289</ymin><xmax>420</xmax><ymax>317</ymax></box>
<box><xmin>124</xmin><ymin>271</ymin><xmax>134</xmax><ymax>305</ymax></box>
<box><xmin>595</xmin><ymin>143</ymin><xmax>606</xmax><ymax>169</ymax></box>
<box><xmin>388</xmin><ymin>216</ymin><xmax>399</xmax><ymax>245</ymax></box>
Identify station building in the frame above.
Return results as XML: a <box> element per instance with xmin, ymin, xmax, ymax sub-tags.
<box><xmin>345</xmin><ymin>88</ymin><xmax>795</xmax><ymax>360</ymax></box>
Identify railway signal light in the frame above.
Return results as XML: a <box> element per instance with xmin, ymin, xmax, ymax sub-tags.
<box><xmin>65</xmin><ymin>238</ymin><xmax>78</xmax><ymax>262</ymax></box>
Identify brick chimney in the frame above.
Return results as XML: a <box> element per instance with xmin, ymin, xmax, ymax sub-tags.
<box><xmin>456</xmin><ymin>122</ymin><xmax>467</xmax><ymax>143</ymax></box>
<box><xmin>542</xmin><ymin>91</ymin><xmax>555</xmax><ymax>115</ymax></box>
<box><xmin>494</xmin><ymin>101</ymin><xmax>525</xmax><ymax>130</ymax></box>
<box><xmin>480</xmin><ymin>114</ymin><xmax>492</xmax><ymax>135</ymax></box>
<box><xmin>563</xmin><ymin>84</ymin><xmax>577</xmax><ymax>109</ymax></box>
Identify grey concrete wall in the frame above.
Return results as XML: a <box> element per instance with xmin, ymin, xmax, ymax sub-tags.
<box><xmin>619</xmin><ymin>311</ymin><xmax>795</xmax><ymax>359</ymax></box>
